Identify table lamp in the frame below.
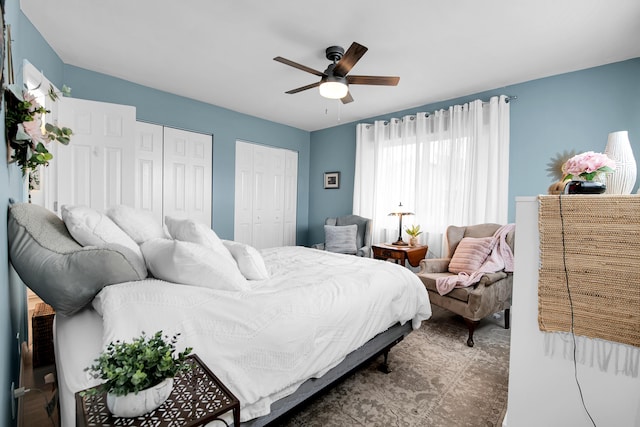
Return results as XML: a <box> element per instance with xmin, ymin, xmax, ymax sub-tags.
<box><xmin>388</xmin><ymin>202</ymin><xmax>414</xmax><ymax>246</ymax></box>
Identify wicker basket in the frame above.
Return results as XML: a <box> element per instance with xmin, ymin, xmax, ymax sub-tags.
<box><xmin>32</xmin><ymin>302</ymin><xmax>55</xmax><ymax>368</ymax></box>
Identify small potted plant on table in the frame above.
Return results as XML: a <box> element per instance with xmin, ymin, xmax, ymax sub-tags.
<box><xmin>85</xmin><ymin>331</ymin><xmax>192</xmax><ymax>417</ymax></box>
<box><xmin>405</xmin><ymin>224</ymin><xmax>423</xmax><ymax>246</ymax></box>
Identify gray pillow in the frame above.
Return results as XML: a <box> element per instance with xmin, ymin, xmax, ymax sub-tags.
<box><xmin>8</xmin><ymin>203</ymin><xmax>147</xmax><ymax>316</ymax></box>
<box><xmin>335</xmin><ymin>215</ymin><xmax>369</xmax><ymax>249</ymax></box>
<box><xmin>324</xmin><ymin>224</ymin><xmax>358</xmax><ymax>254</ymax></box>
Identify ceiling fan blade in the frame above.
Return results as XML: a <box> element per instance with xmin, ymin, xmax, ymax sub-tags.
<box><xmin>274</xmin><ymin>56</ymin><xmax>325</xmax><ymax>77</ymax></box>
<box><xmin>341</xmin><ymin>91</ymin><xmax>354</xmax><ymax>104</ymax></box>
<box><xmin>285</xmin><ymin>81</ymin><xmax>321</xmax><ymax>94</ymax></box>
<box><xmin>347</xmin><ymin>75</ymin><xmax>400</xmax><ymax>86</ymax></box>
<box><xmin>333</xmin><ymin>42</ymin><xmax>368</xmax><ymax>77</ymax></box>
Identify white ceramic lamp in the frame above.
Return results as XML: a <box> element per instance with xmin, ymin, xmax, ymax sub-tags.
<box><xmin>604</xmin><ymin>130</ymin><xmax>636</xmax><ymax>194</ymax></box>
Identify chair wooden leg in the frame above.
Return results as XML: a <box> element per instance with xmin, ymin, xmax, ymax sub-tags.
<box><xmin>462</xmin><ymin>318</ymin><xmax>479</xmax><ymax>347</ymax></box>
<box><xmin>504</xmin><ymin>308</ymin><xmax>511</xmax><ymax>330</ymax></box>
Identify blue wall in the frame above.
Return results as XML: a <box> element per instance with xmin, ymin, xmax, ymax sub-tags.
<box><xmin>0</xmin><ymin>109</ymin><xmax>23</xmax><ymax>427</ymax></box>
<box><xmin>1</xmin><ymin>3</ymin><xmax>57</xmax><ymax>426</ymax></box>
<box><xmin>308</xmin><ymin>58</ymin><xmax>640</xmax><ymax>244</ymax></box>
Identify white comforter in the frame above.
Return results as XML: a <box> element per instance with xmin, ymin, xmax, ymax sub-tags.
<box><xmin>92</xmin><ymin>246</ymin><xmax>431</xmax><ymax>421</ymax></box>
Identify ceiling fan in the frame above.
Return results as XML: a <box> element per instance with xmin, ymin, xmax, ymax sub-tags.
<box><xmin>274</xmin><ymin>42</ymin><xmax>400</xmax><ymax>104</ymax></box>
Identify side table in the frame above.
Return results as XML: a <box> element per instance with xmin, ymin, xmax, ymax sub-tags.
<box><xmin>372</xmin><ymin>244</ymin><xmax>428</xmax><ymax>268</ymax></box>
<box><xmin>32</xmin><ymin>302</ymin><xmax>56</xmax><ymax>368</ymax></box>
<box><xmin>76</xmin><ymin>354</ymin><xmax>240</xmax><ymax>427</ymax></box>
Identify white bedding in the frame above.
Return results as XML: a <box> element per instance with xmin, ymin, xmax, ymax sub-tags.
<box><xmin>60</xmin><ymin>246</ymin><xmax>431</xmax><ymax>424</ymax></box>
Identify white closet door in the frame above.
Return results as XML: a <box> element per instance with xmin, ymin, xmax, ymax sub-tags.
<box><xmin>283</xmin><ymin>151</ymin><xmax>298</xmax><ymax>246</ymax></box>
<box><xmin>134</xmin><ymin>122</ymin><xmax>164</xmax><ymax>224</ymax></box>
<box><xmin>57</xmin><ymin>98</ymin><xmax>136</xmax><ymax>212</ymax></box>
<box><xmin>234</xmin><ymin>141</ymin><xmax>298</xmax><ymax>249</ymax></box>
<box><xmin>234</xmin><ymin>141</ymin><xmax>254</xmax><ymax>244</ymax></box>
<box><xmin>252</xmin><ymin>144</ymin><xmax>285</xmax><ymax>249</ymax></box>
<box><xmin>163</xmin><ymin>127</ymin><xmax>212</xmax><ymax>227</ymax></box>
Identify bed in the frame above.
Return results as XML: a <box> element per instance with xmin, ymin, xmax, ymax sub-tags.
<box><xmin>8</xmin><ymin>203</ymin><xmax>432</xmax><ymax>426</ymax></box>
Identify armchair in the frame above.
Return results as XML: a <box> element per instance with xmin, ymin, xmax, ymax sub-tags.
<box><xmin>417</xmin><ymin>223</ymin><xmax>514</xmax><ymax>347</ymax></box>
<box><xmin>313</xmin><ymin>215</ymin><xmax>372</xmax><ymax>257</ymax></box>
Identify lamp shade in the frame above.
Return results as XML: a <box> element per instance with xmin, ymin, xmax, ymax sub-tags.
<box><xmin>319</xmin><ymin>75</ymin><xmax>348</xmax><ymax>99</ymax></box>
<box><xmin>388</xmin><ymin>202</ymin><xmax>413</xmax><ymax>246</ymax></box>
<box><xmin>604</xmin><ymin>130</ymin><xmax>636</xmax><ymax>194</ymax></box>
<box><xmin>388</xmin><ymin>202</ymin><xmax>414</xmax><ymax>217</ymax></box>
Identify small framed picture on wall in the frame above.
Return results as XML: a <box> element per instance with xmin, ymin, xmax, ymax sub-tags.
<box><xmin>324</xmin><ymin>171</ymin><xmax>340</xmax><ymax>189</ymax></box>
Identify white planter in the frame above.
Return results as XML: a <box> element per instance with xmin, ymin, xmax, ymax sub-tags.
<box><xmin>106</xmin><ymin>377</ymin><xmax>173</xmax><ymax>417</ymax></box>
<box><xmin>604</xmin><ymin>130</ymin><xmax>637</xmax><ymax>194</ymax></box>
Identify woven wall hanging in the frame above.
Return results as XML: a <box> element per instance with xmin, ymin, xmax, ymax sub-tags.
<box><xmin>538</xmin><ymin>194</ymin><xmax>640</xmax><ymax>348</ymax></box>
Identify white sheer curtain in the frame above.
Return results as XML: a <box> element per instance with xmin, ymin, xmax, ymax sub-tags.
<box><xmin>353</xmin><ymin>95</ymin><xmax>510</xmax><ymax>257</ymax></box>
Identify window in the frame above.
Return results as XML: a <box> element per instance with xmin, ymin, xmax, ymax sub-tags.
<box><xmin>354</xmin><ymin>96</ymin><xmax>510</xmax><ymax>256</ymax></box>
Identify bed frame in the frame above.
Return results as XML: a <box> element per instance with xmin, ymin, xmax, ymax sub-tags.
<box><xmin>243</xmin><ymin>321</ymin><xmax>413</xmax><ymax>426</ymax></box>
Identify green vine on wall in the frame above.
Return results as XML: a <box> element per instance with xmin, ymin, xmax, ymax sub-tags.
<box><xmin>4</xmin><ymin>83</ymin><xmax>73</xmax><ymax>181</ymax></box>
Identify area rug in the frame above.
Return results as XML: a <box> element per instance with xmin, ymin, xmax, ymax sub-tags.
<box><xmin>279</xmin><ymin>306</ymin><xmax>511</xmax><ymax>427</ymax></box>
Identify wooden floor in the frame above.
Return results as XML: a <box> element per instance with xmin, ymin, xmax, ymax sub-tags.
<box><xmin>19</xmin><ymin>338</ymin><xmax>59</xmax><ymax>426</ymax></box>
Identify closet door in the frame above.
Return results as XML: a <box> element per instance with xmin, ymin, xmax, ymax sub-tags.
<box><xmin>134</xmin><ymin>122</ymin><xmax>164</xmax><ymax>224</ymax></box>
<box><xmin>252</xmin><ymin>144</ymin><xmax>285</xmax><ymax>249</ymax></box>
<box><xmin>234</xmin><ymin>141</ymin><xmax>298</xmax><ymax>249</ymax></box>
<box><xmin>234</xmin><ymin>141</ymin><xmax>254</xmax><ymax>244</ymax></box>
<box><xmin>283</xmin><ymin>151</ymin><xmax>298</xmax><ymax>246</ymax></box>
<box><xmin>163</xmin><ymin>127</ymin><xmax>212</xmax><ymax>227</ymax></box>
<box><xmin>57</xmin><ymin>98</ymin><xmax>136</xmax><ymax>212</ymax></box>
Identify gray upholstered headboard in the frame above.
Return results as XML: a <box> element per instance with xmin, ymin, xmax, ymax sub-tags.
<box><xmin>8</xmin><ymin>203</ymin><xmax>146</xmax><ymax>316</ymax></box>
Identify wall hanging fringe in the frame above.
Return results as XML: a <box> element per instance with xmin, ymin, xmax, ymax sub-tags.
<box><xmin>543</xmin><ymin>333</ymin><xmax>640</xmax><ymax>377</ymax></box>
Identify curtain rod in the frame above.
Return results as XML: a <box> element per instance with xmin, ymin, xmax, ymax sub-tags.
<box><xmin>425</xmin><ymin>94</ymin><xmax>518</xmax><ymax>111</ymax></box>
<box><xmin>363</xmin><ymin>95</ymin><xmax>518</xmax><ymax>125</ymax></box>
<box><xmin>363</xmin><ymin>95</ymin><xmax>518</xmax><ymax>127</ymax></box>
<box><xmin>418</xmin><ymin>94</ymin><xmax>518</xmax><ymax>119</ymax></box>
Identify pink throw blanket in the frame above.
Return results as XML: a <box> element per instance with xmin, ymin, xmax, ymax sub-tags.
<box><xmin>436</xmin><ymin>223</ymin><xmax>515</xmax><ymax>295</ymax></box>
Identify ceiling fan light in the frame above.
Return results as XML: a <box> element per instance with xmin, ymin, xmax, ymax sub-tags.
<box><xmin>319</xmin><ymin>74</ymin><xmax>349</xmax><ymax>99</ymax></box>
<box><xmin>319</xmin><ymin>81</ymin><xmax>348</xmax><ymax>99</ymax></box>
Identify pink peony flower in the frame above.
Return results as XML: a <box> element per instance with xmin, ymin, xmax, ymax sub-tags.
<box><xmin>22</xmin><ymin>91</ymin><xmax>42</xmax><ymax>112</ymax></box>
<box><xmin>562</xmin><ymin>151</ymin><xmax>616</xmax><ymax>181</ymax></box>
<box><xmin>22</xmin><ymin>119</ymin><xmax>47</xmax><ymax>144</ymax></box>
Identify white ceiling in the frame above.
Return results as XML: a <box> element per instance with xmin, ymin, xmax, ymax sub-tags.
<box><xmin>19</xmin><ymin>0</ymin><xmax>640</xmax><ymax>132</ymax></box>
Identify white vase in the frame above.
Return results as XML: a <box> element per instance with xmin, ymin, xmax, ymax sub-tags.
<box><xmin>604</xmin><ymin>130</ymin><xmax>637</xmax><ymax>194</ymax></box>
<box><xmin>106</xmin><ymin>377</ymin><xmax>173</xmax><ymax>417</ymax></box>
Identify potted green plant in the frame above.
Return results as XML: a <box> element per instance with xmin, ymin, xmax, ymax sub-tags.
<box><xmin>85</xmin><ymin>331</ymin><xmax>192</xmax><ymax>417</ymax></box>
<box><xmin>405</xmin><ymin>224</ymin><xmax>423</xmax><ymax>246</ymax></box>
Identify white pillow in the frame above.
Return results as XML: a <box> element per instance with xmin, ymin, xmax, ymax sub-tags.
<box><xmin>324</xmin><ymin>224</ymin><xmax>358</xmax><ymax>254</ymax></box>
<box><xmin>61</xmin><ymin>205</ymin><xmax>147</xmax><ymax>276</ymax></box>
<box><xmin>140</xmin><ymin>238</ymin><xmax>248</xmax><ymax>292</ymax></box>
<box><xmin>106</xmin><ymin>205</ymin><xmax>167</xmax><ymax>244</ymax></box>
<box><xmin>222</xmin><ymin>240</ymin><xmax>270</xmax><ymax>280</ymax></box>
<box><xmin>164</xmin><ymin>216</ymin><xmax>234</xmax><ymax>263</ymax></box>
